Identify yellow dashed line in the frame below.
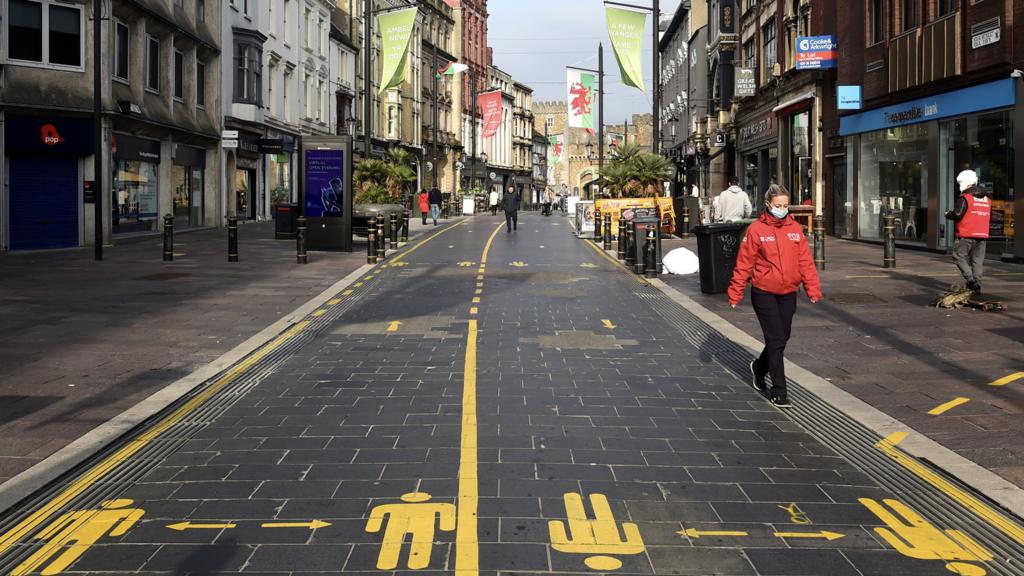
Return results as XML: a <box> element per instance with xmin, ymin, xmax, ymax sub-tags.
<box><xmin>472</xmin><ymin>297</ymin><xmax>481</xmax><ymax>303</ymax></box>
<box><xmin>991</xmin><ymin>372</ymin><xmax>1024</xmax><ymax>387</ymax></box>
<box><xmin>311</xmin><ymin>309</ymin><xmax>327</xmax><ymax>318</ymax></box>
<box><xmin>927</xmin><ymin>397</ymin><xmax>970</xmax><ymax>415</ymax></box>
<box><xmin>327</xmin><ymin>298</ymin><xmax>342</xmax><ymax>306</ymax></box>
<box><xmin>342</xmin><ymin>290</ymin><xmax>353</xmax><ymax>296</ymax></box>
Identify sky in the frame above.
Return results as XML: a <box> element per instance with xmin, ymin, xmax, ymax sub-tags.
<box><xmin>486</xmin><ymin>0</ymin><xmax>681</xmax><ymax>124</ymax></box>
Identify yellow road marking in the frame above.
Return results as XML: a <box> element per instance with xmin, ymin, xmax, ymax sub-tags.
<box><xmin>311</xmin><ymin>309</ymin><xmax>327</xmax><ymax>318</ymax></box>
<box><xmin>773</xmin><ymin>530</ymin><xmax>845</xmax><ymax>541</ymax></box>
<box><xmin>472</xmin><ymin>297</ymin><xmax>480</xmax><ymax>303</ymax></box>
<box><xmin>476</xmin><ymin>275</ymin><xmax>484</xmax><ymax>281</ymax></box>
<box><xmin>395</xmin><ymin>220</ymin><xmax>466</xmax><ymax>261</ymax></box>
<box><xmin>475</xmin><ymin>289</ymin><xmax>482</xmax><ymax>295</ymax></box>
<box><xmin>0</xmin><ymin>319</ymin><xmax>313</xmax><ymax>554</ymax></box>
<box><xmin>679</xmin><ymin>528</ymin><xmax>749</xmax><ymax>538</ymax></box>
<box><xmin>480</xmin><ymin>223</ymin><xmax>504</xmax><ymax>265</ymax></box>
<box><xmin>457</xmin><ymin>318</ymin><xmax>479</xmax><ymax>574</ymax></box>
<box><xmin>327</xmin><ymin>298</ymin><xmax>342</xmax><ymax>305</ymax></box>
<box><xmin>510</xmin><ymin>261</ymin><xmax>528</xmax><ymax>267</ymax></box>
<box><xmin>476</xmin><ymin>282</ymin><xmax>484</xmax><ymax>288</ymax></box>
<box><xmin>261</xmin><ymin>520</ymin><xmax>332</xmax><ymax>529</ymax></box>
<box><xmin>928</xmin><ymin>397</ymin><xmax>970</xmax><ymax>416</ymax></box>
<box><xmin>601</xmin><ymin>319</ymin><xmax>616</xmax><ymax>330</ymax></box>
<box><xmin>877</xmin><ymin>432</ymin><xmax>1024</xmax><ymax>546</ymax></box>
<box><xmin>342</xmin><ymin>290</ymin><xmax>354</xmax><ymax>296</ymax></box>
<box><xmin>470</xmin><ymin>307</ymin><xmax>478</xmax><ymax>315</ymax></box>
<box><xmin>387</xmin><ymin>321</ymin><xmax>402</xmax><ymax>332</ymax></box>
<box><xmin>991</xmin><ymin>372</ymin><xmax>1024</xmax><ymax>387</ymax></box>
<box><xmin>354</xmin><ymin>282</ymin><xmax>364</xmax><ymax>287</ymax></box>
<box><xmin>167</xmin><ymin>522</ymin><xmax>237</xmax><ymax>531</ymax></box>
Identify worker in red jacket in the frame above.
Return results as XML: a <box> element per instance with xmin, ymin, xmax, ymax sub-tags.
<box><xmin>945</xmin><ymin>169</ymin><xmax>991</xmax><ymax>293</ymax></box>
<box><xmin>728</xmin><ymin>184</ymin><xmax>823</xmax><ymax>408</ymax></box>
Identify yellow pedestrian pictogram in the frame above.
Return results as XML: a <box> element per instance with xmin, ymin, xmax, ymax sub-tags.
<box><xmin>860</xmin><ymin>498</ymin><xmax>993</xmax><ymax>576</ymax></box>
<box><xmin>365</xmin><ymin>492</ymin><xmax>456</xmax><ymax>570</ymax></box>
<box><xmin>548</xmin><ymin>493</ymin><xmax>645</xmax><ymax>571</ymax></box>
<box><xmin>387</xmin><ymin>321</ymin><xmax>402</xmax><ymax>332</ymax></box>
<box><xmin>12</xmin><ymin>499</ymin><xmax>144</xmax><ymax>576</ymax></box>
<box><xmin>778</xmin><ymin>503</ymin><xmax>812</xmax><ymax>525</ymax></box>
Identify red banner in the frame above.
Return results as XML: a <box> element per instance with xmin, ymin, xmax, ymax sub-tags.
<box><xmin>479</xmin><ymin>91</ymin><xmax>503</xmax><ymax>139</ymax></box>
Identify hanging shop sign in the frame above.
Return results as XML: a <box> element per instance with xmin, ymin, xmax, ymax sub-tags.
<box><xmin>837</xmin><ymin>86</ymin><xmax>863</xmax><ymax>110</ymax></box>
<box><xmin>735</xmin><ymin>67</ymin><xmax>756</xmax><ymax>98</ymax></box>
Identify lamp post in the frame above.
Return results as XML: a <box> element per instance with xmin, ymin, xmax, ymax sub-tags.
<box><xmin>585</xmin><ymin>141</ymin><xmax>595</xmax><ymax>200</ymax></box>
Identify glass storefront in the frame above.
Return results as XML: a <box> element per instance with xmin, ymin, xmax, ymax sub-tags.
<box><xmin>172</xmin><ymin>165</ymin><xmax>203</xmax><ymax>228</ymax></box>
<box><xmin>789</xmin><ymin>111</ymin><xmax>811</xmax><ymax>204</ymax></box>
<box><xmin>113</xmin><ymin>159</ymin><xmax>159</xmax><ymax>234</ymax></box>
<box><xmin>856</xmin><ymin>124</ymin><xmax>930</xmax><ymax>243</ymax></box>
<box><xmin>268</xmin><ymin>154</ymin><xmax>291</xmax><ymax>216</ymax></box>
<box><xmin>236</xmin><ymin>168</ymin><xmax>256</xmax><ymax>220</ymax></box>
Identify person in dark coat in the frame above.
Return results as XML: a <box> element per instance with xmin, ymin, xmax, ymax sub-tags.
<box><xmin>427</xmin><ymin>186</ymin><xmax>443</xmax><ymax>225</ymax></box>
<box><xmin>501</xmin><ymin>187</ymin><xmax>520</xmax><ymax>233</ymax></box>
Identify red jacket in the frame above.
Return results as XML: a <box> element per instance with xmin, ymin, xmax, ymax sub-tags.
<box><xmin>417</xmin><ymin>193</ymin><xmax>430</xmax><ymax>213</ymax></box>
<box><xmin>727</xmin><ymin>212</ymin><xmax>823</xmax><ymax>305</ymax></box>
<box><xmin>955</xmin><ymin>193</ymin><xmax>991</xmax><ymax>239</ymax></box>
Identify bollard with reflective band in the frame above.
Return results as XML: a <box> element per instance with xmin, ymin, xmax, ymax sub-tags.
<box><xmin>376</xmin><ymin>219</ymin><xmax>386</xmax><ymax>262</ymax></box>
<box><xmin>682</xmin><ymin>206</ymin><xmax>691</xmax><ymax>239</ymax></box>
<box><xmin>389</xmin><ymin>213</ymin><xmax>399</xmax><ymax>249</ymax></box>
<box><xmin>402</xmin><ymin>210</ymin><xmax>410</xmax><ymax>243</ymax></box>
<box><xmin>368</xmin><ymin>217</ymin><xmax>377</xmax><ymax>264</ymax></box>
<box><xmin>603</xmin><ymin>213</ymin><xmax>612</xmax><ymax>251</ymax></box>
<box><xmin>813</xmin><ymin>214</ymin><xmax>825</xmax><ymax>270</ymax></box>
<box><xmin>594</xmin><ymin>208</ymin><xmax>602</xmax><ymax>241</ymax></box>
<box><xmin>227</xmin><ymin>215</ymin><xmax>239</xmax><ymax>262</ymax></box>
<box><xmin>162</xmin><ymin>214</ymin><xmax>174</xmax><ymax>261</ymax></box>
<box><xmin>883</xmin><ymin>213</ymin><xmax>896</xmax><ymax>269</ymax></box>
<box><xmin>644</xmin><ymin>226</ymin><xmax>658</xmax><ymax>278</ymax></box>
<box><xmin>296</xmin><ymin>216</ymin><xmax>308</xmax><ymax>264</ymax></box>
<box><xmin>617</xmin><ymin>216</ymin><xmax>627</xmax><ymax>261</ymax></box>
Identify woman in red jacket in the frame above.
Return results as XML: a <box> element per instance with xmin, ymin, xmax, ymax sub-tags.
<box><xmin>417</xmin><ymin>190</ymin><xmax>430</xmax><ymax>225</ymax></box>
<box><xmin>728</xmin><ymin>184</ymin><xmax>822</xmax><ymax>407</ymax></box>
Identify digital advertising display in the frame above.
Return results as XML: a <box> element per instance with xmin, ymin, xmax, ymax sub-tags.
<box><xmin>305</xmin><ymin>149</ymin><xmax>345</xmax><ymax>218</ymax></box>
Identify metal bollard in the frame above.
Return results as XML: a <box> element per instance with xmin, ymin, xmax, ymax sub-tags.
<box><xmin>594</xmin><ymin>208</ymin><xmax>602</xmax><ymax>241</ymax></box>
<box><xmin>227</xmin><ymin>215</ymin><xmax>238</xmax><ymax>262</ymax></box>
<box><xmin>617</xmin><ymin>216</ymin><xmax>627</xmax><ymax>261</ymax></box>
<box><xmin>389</xmin><ymin>212</ymin><xmax>399</xmax><ymax>249</ymax></box>
<box><xmin>162</xmin><ymin>214</ymin><xmax>174</xmax><ymax>261</ymax></box>
<box><xmin>644</xmin><ymin>226</ymin><xmax>658</xmax><ymax>278</ymax></box>
<box><xmin>603</xmin><ymin>213</ymin><xmax>612</xmax><ymax>251</ymax></box>
<box><xmin>296</xmin><ymin>215</ymin><xmax>308</xmax><ymax>264</ymax></box>
<box><xmin>634</xmin><ymin>225</ymin><xmax>646</xmax><ymax>274</ymax></box>
<box><xmin>682</xmin><ymin>206</ymin><xmax>691</xmax><ymax>239</ymax></box>
<box><xmin>376</xmin><ymin>218</ymin><xmax>386</xmax><ymax>262</ymax></box>
<box><xmin>883</xmin><ymin>213</ymin><xmax>896</xmax><ymax>268</ymax></box>
<box><xmin>401</xmin><ymin>210</ymin><xmax>410</xmax><ymax>243</ymax></box>
<box><xmin>813</xmin><ymin>214</ymin><xmax>825</xmax><ymax>270</ymax></box>
<box><xmin>367</xmin><ymin>217</ymin><xmax>377</xmax><ymax>264</ymax></box>
<box><xmin>624</xmin><ymin>223</ymin><xmax>636</xmax><ymax>269</ymax></box>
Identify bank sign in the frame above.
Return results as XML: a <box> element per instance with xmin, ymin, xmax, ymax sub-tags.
<box><xmin>796</xmin><ymin>35</ymin><xmax>837</xmax><ymax>70</ymax></box>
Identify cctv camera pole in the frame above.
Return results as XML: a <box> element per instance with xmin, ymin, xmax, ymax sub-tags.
<box><xmin>93</xmin><ymin>0</ymin><xmax>103</xmax><ymax>260</ymax></box>
<box><xmin>598</xmin><ymin>43</ymin><xmax>604</xmax><ymax>199</ymax></box>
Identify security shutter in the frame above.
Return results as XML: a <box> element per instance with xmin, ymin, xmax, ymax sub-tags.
<box><xmin>9</xmin><ymin>154</ymin><xmax>79</xmax><ymax>250</ymax></box>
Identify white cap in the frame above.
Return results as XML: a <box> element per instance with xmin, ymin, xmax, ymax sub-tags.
<box><xmin>956</xmin><ymin>169</ymin><xmax>978</xmax><ymax>192</ymax></box>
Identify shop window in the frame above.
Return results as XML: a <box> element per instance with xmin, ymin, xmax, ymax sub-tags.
<box><xmin>196</xmin><ymin>61</ymin><xmax>206</xmax><ymax>108</ymax></box>
<box><xmin>858</xmin><ymin>124</ymin><xmax>930</xmax><ymax>243</ymax></box>
<box><xmin>871</xmin><ymin>0</ymin><xmax>886</xmax><ymax>44</ymax></box>
<box><xmin>113</xmin><ymin>159</ymin><xmax>160</xmax><ymax>234</ymax></box>
<box><xmin>7</xmin><ymin>0</ymin><xmax>83</xmax><ymax>68</ymax></box>
<box><xmin>145</xmin><ymin>35</ymin><xmax>160</xmax><ymax>92</ymax></box>
<box><xmin>113</xmin><ymin>20</ymin><xmax>129</xmax><ymax>81</ymax></box>
<box><xmin>173</xmin><ymin>50</ymin><xmax>184</xmax><ymax>101</ymax></box>
<box><xmin>948</xmin><ymin>112</ymin><xmax>1015</xmax><ymax>256</ymax></box>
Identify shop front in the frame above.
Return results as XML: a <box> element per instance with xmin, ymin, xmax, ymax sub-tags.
<box><xmin>840</xmin><ymin>78</ymin><xmax>1017</xmax><ymax>255</ymax></box>
<box><xmin>172</xmin><ymin>145</ymin><xmax>206</xmax><ymax>229</ymax></box>
<box><xmin>260</xmin><ymin>134</ymin><xmax>296</xmax><ymax>218</ymax></box>
<box><xmin>3</xmin><ymin>115</ymin><xmax>93</xmax><ymax>251</ymax></box>
<box><xmin>112</xmin><ymin>134</ymin><xmax>161</xmax><ymax>236</ymax></box>
<box><xmin>234</xmin><ymin>131</ymin><xmax>262</xmax><ymax>220</ymax></box>
<box><xmin>774</xmin><ymin>91</ymin><xmax>815</xmax><ymax>205</ymax></box>
<box><xmin>735</xmin><ymin>106</ymin><xmax>778</xmax><ymax>207</ymax></box>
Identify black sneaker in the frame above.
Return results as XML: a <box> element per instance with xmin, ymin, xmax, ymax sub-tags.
<box><xmin>749</xmin><ymin>360</ymin><xmax>767</xmax><ymax>393</ymax></box>
<box><xmin>770</xmin><ymin>390</ymin><xmax>793</xmax><ymax>408</ymax></box>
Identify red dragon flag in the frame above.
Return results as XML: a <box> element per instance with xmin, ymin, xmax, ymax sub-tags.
<box><xmin>566</xmin><ymin>67</ymin><xmax>596</xmax><ymax>134</ymax></box>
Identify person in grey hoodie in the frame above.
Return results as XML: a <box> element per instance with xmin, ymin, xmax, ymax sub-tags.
<box><xmin>713</xmin><ymin>177</ymin><xmax>753</xmax><ymax>222</ymax></box>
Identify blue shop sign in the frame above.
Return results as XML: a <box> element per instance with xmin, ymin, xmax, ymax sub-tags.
<box><xmin>837</xmin><ymin>86</ymin><xmax>862</xmax><ymax>110</ymax></box>
<box><xmin>840</xmin><ymin>78</ymin><xmax>1016</xmax><ymax>136</ymax></box>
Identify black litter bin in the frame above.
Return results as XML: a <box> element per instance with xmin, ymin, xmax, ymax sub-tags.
<box><xmin>275</xmin><ymin>203</ymin><xmax>299</xmax><ymax>239</ymax></box>
<box><xmin>693</xmin><ymin>221</ymin><xmax>752</xmax><ymax>294</ymax></box>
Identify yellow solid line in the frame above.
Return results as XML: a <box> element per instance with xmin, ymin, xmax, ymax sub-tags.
<box><xmin>396</xmin><ymin>219</ymin><xmax>467</xmax><ymax>261</ymax></box>
<box><xmin>877</xmin><ymin>432</ymin><xmax>1024</xmax><ymax>546</ymax></box>
<box><xmin>0</xmin><ymin>320</ymin><xmax>312</xmax><ymax>555</ymax></box>
<box><xmin>991</xmin><ymin>372</ymin><xmax>1024</xmax><ymax>387</ymax></box>
<box><xmin>311</xmin><ymin>309</ymin><xmax>327</xmax><ymax>318</ymax></box>
<box><xmin>927</xmin><ymin>397</ymin><xmax>970</xmax><ymax>416</ymax></box>
<box><xmin>479</xmin><ymin>222</ymin><xmax>505</xmax><ymax>265</ymax></box>
<box><xmin>456</xmin><ymin>319</ymin><xmax>479</xmax><ymax>574</ymax></box>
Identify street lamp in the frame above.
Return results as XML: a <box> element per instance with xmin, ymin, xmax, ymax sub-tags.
<box><xmin>346</xmin><ymin>115</ymin><xmax>357</xmax><ymax>139</ymax></box>
<box><xmin>480</xmin><ymin>152</ymin><xmax>488</xmax><ymax>166</ymax></box>
<box><xmin>585</xmin><ymin>142</ymin><xmax>595</xmax><ymax>161</ymax></box>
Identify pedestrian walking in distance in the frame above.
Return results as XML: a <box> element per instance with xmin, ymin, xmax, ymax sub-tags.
<box><xmin>945</xmin><ymin>169</ymin><xmax>992</xmax><ymax>293</ymax></box>
<box><xmin>501</xmin><ymin>187</ymin><xmax>520</xmax><ymax>233</ymax></box>
<box><xmin>727</xmin><ymin>184</ymin><xmax>822</xmax><ymax>408</ymax></box>
<box><xmin>712</xmin><ymin>176</ymin><xmax>752</xmax><ymax>223</ymax></box>
<box><xmin>428</xmin><ymin>186</ymin><xmax>443</xmax><ymax>226</ymax></box>
<box><xmin>489</xmin><ymin>188</ymin><xmax>499</xmax><ymax>216</ymax></box>
<box><xmin>417</xmin><ymin>189</ymin><xmax>430</xmax><ymax>225</ymax></box>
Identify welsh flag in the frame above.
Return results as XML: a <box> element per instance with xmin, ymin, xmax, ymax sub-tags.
<box><xmin>437</xmin><ymin>62</ymin><xmax>469</xmax><ymax>78</ymax></box>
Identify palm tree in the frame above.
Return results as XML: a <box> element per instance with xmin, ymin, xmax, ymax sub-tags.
<box><xmin>630</xmin><ymin>153</ymin><xmax>675</xmax><ymax>197</ymax></box>
<box><xmin>384</xmin><ymin>148</ymin><xmax>417</xmax><ymax>199</ymax></box>
<box><xmin>600</xmin><ymin>143</ymin><xmax>674</xmax><ymax>197</ymax></box>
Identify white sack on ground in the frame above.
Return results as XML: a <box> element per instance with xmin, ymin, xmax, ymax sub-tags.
<box><xmin>662</xmin><ymin>247</ymin><xmax>700</xmax><ymax>275</ymax></box>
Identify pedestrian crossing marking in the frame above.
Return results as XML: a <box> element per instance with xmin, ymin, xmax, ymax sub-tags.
<box><xmin>928</xmin><ymin>397</ymin><xmax>970</xmax><ymax>415</ymax></box>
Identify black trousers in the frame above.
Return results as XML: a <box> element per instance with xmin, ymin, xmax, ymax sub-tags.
<box><xmin>505</xmin><ymin>211</ymin><xmax>518</xmax><ymax>232</ymax></box>
<box><xmin>750</xmin><ymin>287</ymin><xmax>797</xmax><ymax>393</ymax></box>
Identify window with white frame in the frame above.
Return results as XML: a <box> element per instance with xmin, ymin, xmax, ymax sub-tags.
<box><xmin>283</xmin><ymin>69</ymin><xmax>292</xmax><ymax>121</ymax></box>
<box><xmin>761</xmin><ymin>18</ymin><xmax>776</xmax><ymax>83</ymax></box>
<box><xmin>234</xmin><ymin>40</ymin><xmax>262</xmax><ymax>105</ymax></box>
<box><xmin>268</xmin><ymin>62</ymin><xmax>277</xmax><ymax>116</ymax></box>
<box><xmin>196</xmin><ymin>61</ymin><xmax>206</xmax><ymax>108</ymax></box>
<box><xmin>145</xmin><ymin>35</ymin><xmax>160</xmax><ymax>91</ymax></box>
<box><xmin>7</xmin><ymin>0</ymin><xmax>83</xmax><ymax>68</ymax></box>
<box><xmin>283</xmin><ymin>0</ymin><xmax>291</xmax><ymax>43</ymax></box>
<box><xmin>305</xmin><ymin>8</ymin><xmax>312</xmax><ymax>48</ymax></box>
<box><xmin>113</xmin><ymin>20</ymin><xmax>130</xmax><ymax>81</ymax></box>
<box><xmin>173</xmin><ymin>49</ymin><xmax>184</xmax><ymax>100</ymax></box>
<box><xmin>304</xmin><ymin>72</ymin><xmax>313</xmax><ymax>118</ymax></box>
<box><xmin>269</xmin><ymin>0</ymin><xmax>276</xmax><ymax>35</ymax></box>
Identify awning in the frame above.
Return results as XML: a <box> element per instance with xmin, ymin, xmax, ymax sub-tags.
<box><xmin>772</xmin><ymin>90</ymin><xmax>816</xmax><ymax>116</ymax></box>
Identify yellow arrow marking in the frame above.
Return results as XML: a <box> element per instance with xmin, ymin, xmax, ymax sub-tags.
<box><xmin>601</xmin><ymin>319</ymin><xmax>616</xmax><ymax>330</ymax></box>
<box><xmin>928</xmin><ymin>397</ymin><xmax>970</xmax><ymax>415</ymax></box>
<box><xmin>387</xmin><ymin>321</ymin><xmax>402</xmax><ymax>332</ymax></box>
<box><xmin>167</xmin><ymin>522</ymin><xmax>236</xmax><ymax>531</ymax></box>
<box><xmin>510</xmin><ymin>261</ymin><xmax>528</xmax><ymax>267</ymax></box>
<box><xmin>679</xmin><ymin>528</ymin><xmax>749</xmax><ymax>539</ymax></box>
<box><xmin>261</xmin><ymin>520</ymin><xmax>332</xmax><ymax>529</ymax></box>
<box><xmin>774</xmin><ymin>530</ymin><xmax>845</xmax><ymax>541</ymax></box>
<box><xmin>991</xmin><ymin>372</ymin><xmax>1024</xmax><ymax>387</ymax></box>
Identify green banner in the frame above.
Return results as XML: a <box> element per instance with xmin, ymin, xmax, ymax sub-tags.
<box><xmin>378</xmin><ymin>8</ymin><xmax>418</xmax><ymax>93</ymax></box>
<box><xmin>606</xmin><ymin>6</ymin><xmax>646</xmax><ymax>92</ymax></box>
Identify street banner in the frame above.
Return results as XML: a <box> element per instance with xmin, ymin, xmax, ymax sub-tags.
<box><xmin>735</xmin><ymin>67</ymin><xmax>756</xmax><ymax>97</ymax></box>
<box><xmin>795</xmin><ymin>35</ymin><xmax>837</xmax><ymax>70</ymax></box>
<box><xmin>479</xmin><ymin>90</ymin><xmax>503</xmax><ymax>138</ymax></box>
<box><xmin>378</xmin><ymin>8</ymin><xmax>418</xmax><ymax>93</ymax></box>
<box><xmin>606</xmin><ymin>6</ymin><xmax>647</xmax><ymax>92</ymax></box>
<box><xmin>547</xmin><ymin>134</ymin><xmax>564</xmax><ymax>180</ymax></box>
<box><xmin>566</xmin><ymin>67</ymin><xmax>597</xmax><ymax>132</ymax></box>
<box><xmin>607</xmin><ymin>132</ymin><xmax>625</xmax><ymax>148</ymax></box>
